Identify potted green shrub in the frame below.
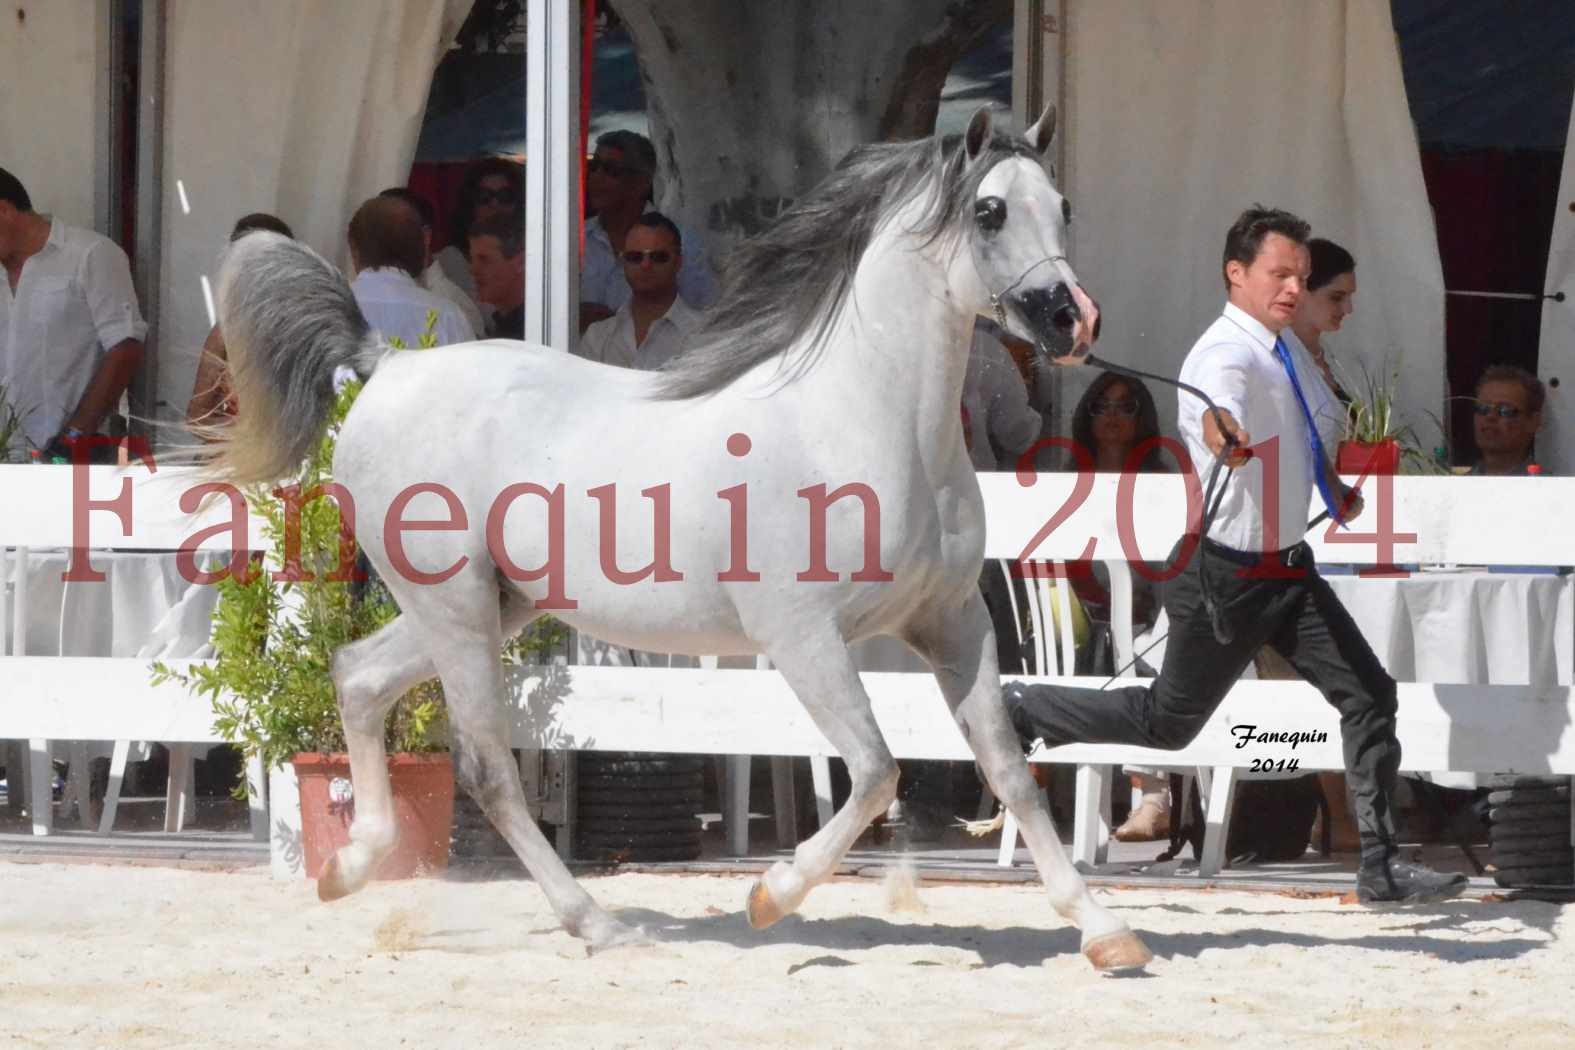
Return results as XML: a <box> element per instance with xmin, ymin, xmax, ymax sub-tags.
<box><xmin>1333</xmin><ymin>362</ymin><xmax>1448</xmax><ymax>476</ymax></box>
<box><xmin>156</xmin><ymin>322</ymin><xmax>564</xmax><ymax>879</ymax></box>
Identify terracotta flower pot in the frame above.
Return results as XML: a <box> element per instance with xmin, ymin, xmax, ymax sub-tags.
<box><xmin>1336</xmin><ymin>438</ymin><xmax>1401</xmax><ymax>476</ymax></box>
<box><xmin>292</xmin><ymin>752</ymin><xmax>454</xmax><ymax>880</ymax></box>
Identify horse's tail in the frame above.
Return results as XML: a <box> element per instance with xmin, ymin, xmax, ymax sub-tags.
<box><xmin>203</xmin><ymin>232</ymin><xmax>387</xmax><ymax>484</ymax></box>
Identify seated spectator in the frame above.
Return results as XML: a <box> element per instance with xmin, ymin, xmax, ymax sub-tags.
<box><xmin>575</xmin><ymin>213</ymin><xmax>700</xmax><ymax>371</ymax></box>
<box><xmin>0</xmin><ymin>166</ymin><xmax>147</xmax><ymax>463</ymax></box>
<box><xmin>433</xmin><ymin>156</ymin><xmax>523</xmax><ymax>325</ymax></box>
<box><xmin>467</xmin><ymin>217</ymin><xmax>526</xmax><ymax>340</ymax></box>
<box><xmin>348</xmin><ymin>196</ymin><xmax>475</xmax><ymax>349</ymax></box>
<box><xmin>186</xmin><ymin>212</ymin><xmax>294</xmax><ymax>430</ymax></box>
<box><xmin>1286</xmin><ymin>238</ymin><xmax>1356</xmax><ymax>402</ymax></box>
<box><xmin>961</xmin><ymin>318</ymin><xmax>1042</xmax><ymax>471</ymax></box>
<box><xmin>580</xmin><ymin>130</ymin><xmax>717</xmax><ymax>331</ymax></box>
<box><xmin>378</xmin><ymin>186</ymin><xmax>486</xmax><ymax>339</ymax></box>
<box><xmin>1469</xmin><ymin>364</ymin><xmax>1545</xmax><ymax>476</ymax></box>
<box><xmin>1064</xmin><ymin>370</ymin><xmax>1173</xmax><ymax>843</ymax></box>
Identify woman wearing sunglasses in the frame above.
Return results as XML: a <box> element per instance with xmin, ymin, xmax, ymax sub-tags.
<box><xmin>433</xmin><ymin>156</ymin><xmax>524</xmax><ymax>319</ymax></box>
<box><xmin>1064</xmin><ymin>372</ymin><xmax>1175</xmax><ymax>841</ymax></box>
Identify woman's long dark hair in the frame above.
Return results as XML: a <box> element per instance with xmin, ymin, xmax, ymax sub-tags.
<box><xmin>449</xmin><ymin>156</ymin><xmax>524</xmax><ymax>255</ymax></box>
<box><xmin>1070</xmin><ymin>370</ymin><xmax>1169</xmax><ymax>473</ymax></box>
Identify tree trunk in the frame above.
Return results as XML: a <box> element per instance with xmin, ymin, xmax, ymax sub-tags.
<box><xmin>610</xmin><ymin>0</ymin><xmax>1010</xmax><ymax>253</ymax></box>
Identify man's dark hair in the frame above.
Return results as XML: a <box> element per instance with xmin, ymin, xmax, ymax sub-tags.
<box><xmin>1221</xmin><ymin>205</ymin><xmax>1311</xmax><ymax>288</ymax></box>
<box><xmin>230</xmin><ymin>212</ymin><xmax>293</xmax><ymax>242</ymax></box>
<box><xmin>630</xmin><ymin>211</ymin><xmax>681</xmax><ymax>253</ymax></box>
<box><xmin>347</xmin><ymin>196</ymin><xmax>426</xmax><ymax>278</ymax></box>
<box><xmin>1307</xmin><ymin>237</ymin><xmax>1355</xmax><ymax>291</ymax></box>
<box><xmin>595</xmin><ymin>130</ymin><xmax>657</xmax><ymax>176</ymax></box>
<box><xmin>1477</xmin><ymin>363</ymin><xmax>1545</xmax><ymax>415</ymax></box>
<box><xmin>378</xmin><ymin>186</ymin><xmax>435</xmax><ymax>229</ymax></box>
<box><xmin>468</xmin><ymin>216</ymin><xmax>523</xmax><ymax>259</ymax></box>
<box><xmin>0</xmin><ymin>166</ymin><xmax>33</xmax><ymax>212</ymax></box>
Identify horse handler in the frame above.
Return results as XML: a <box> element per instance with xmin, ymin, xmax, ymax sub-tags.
<box><xmin>1004</xmin><ymin>205</ymin><xmax>1467</xmax><ymax>905</ymax></box>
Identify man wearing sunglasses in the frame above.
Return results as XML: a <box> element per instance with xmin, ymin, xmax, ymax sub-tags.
<box><xmin>580</xmin><ymin>131</ymin><xmax>717</xmax><ymax>332</ymax></box>
<box><xmin>1469</xmin><ymin>364</ymin><xmax>1545</xmax><ymax>476</ymax></box>
<box><xmin>577</xmin><ymin>213</ymin><xmax>700</xmax><ymax>372</ymax></box>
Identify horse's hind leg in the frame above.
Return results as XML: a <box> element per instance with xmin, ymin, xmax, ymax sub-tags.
<box><xmin>408</xmin><ymin>577</ymin><xmax>644</xmax><ymax>951</ymax></box>
<box><xmin>745</xmin><ymin>631</ymin><xmax>900</xmax><ymax>928</ymax></box>
<box><xmin>318</xmin><ymin>592</ymin><xmax>542</xmax><ymax>901</ymax></box>
<box><xmin>907</xmin><ymin>590</ymin><xmax>1152</xmax><ymax>972</ymax></box>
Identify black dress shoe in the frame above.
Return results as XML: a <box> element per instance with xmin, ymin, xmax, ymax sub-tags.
<box><xmin>1356</xmin><ymin>859</ymin><xmax>1469</xmax><ymax>904</ymax></box>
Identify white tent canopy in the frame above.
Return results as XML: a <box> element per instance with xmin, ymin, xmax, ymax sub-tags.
<box><xmin>1059</xmin><ymin>0</ymin><xmax>1445</xmax><ymax>452</ymax></box>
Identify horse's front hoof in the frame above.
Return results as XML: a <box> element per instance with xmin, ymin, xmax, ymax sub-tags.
<box><xmin>316</xmin><ymin>854</ymin><xmax>356</xmax><ymax>902</ymax></box>
<box><xmin>746</xmin><ymin>879</ymin><xmax>787</xmax><ymax>929</ymax></box>
<box><xmin>1082</xmin><ymin>929</ymin><xmax>1153</xmax><ymax>973</ymax></box>
<box><xmin>584</xmin><ymin>917</ymin><xmax>654</xmax><ymax>955</ymax></box>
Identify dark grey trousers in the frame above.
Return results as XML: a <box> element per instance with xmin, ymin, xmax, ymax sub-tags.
<box><xmin>1003</xmin><ymin>538</ymin><xmax>1401</xmax><ymax>866</ymax></box>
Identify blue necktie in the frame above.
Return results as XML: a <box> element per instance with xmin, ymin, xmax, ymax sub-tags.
<box><xmin>1272</xmin><ymin>335</ymin><xmax>1345</xmax><ymax>528</ymax></box>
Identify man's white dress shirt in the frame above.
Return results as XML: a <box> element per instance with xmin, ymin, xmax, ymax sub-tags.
<box><xmin>422</xmin><ymin>262</ymin><xmax>486</xmax><ymax>340</ymax></box>
<box><xmin>576</xmin><ymin>296</ymin><xmax>702</xmax><ymax>372</ymax></box>
<box><xmin>351</xmin><ymin>267</ymin><xmax>475</xmax><ymax>349</ymax></box>
<box><xmin>0</xmin><ymin>217</ymin><xmax>147</xmax><ymax>449</ymax></box>
<box><xmin>580</xmin><ymin>211</ymin><xmax>720</xmax><ymax>312</ymax></box>
<box><xmin>1176</xmin><ymin>302</ymin><xmax>1340</xmax><ymax>552</ymax></box>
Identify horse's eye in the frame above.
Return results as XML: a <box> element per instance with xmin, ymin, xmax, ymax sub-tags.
<box><xmin>974</xmin><ymin>196</ymin><xmax>1006</xmax><ymax>233</ymax></box>
<box><xmin>1062</xmin><ymin>198</ymin><xmax>1073</xmax><ymax>225</ymax></box>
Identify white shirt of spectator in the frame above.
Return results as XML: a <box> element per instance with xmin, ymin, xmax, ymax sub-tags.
<box><xmin>581</xmin><ymin>210</ymin><xmax>720</xmax><ymax>313</ymax></box>
<box><xmin>1177</xmin><ymin>301</ymin><xmax>1338</xmax><ymax>553</ymax></box>
<box><xmin>962</xmin><ymin>324</ymin><xmax>1042</xmax><ymax>471</ymax></box>
<box><xmin>0</xmin><ymin>216</ymin><xmax>147</xmax><ymax>449</ymax></box>
<box><xmin>351</xmin><ymin>267</ymin><xmax>475</xmax><ymax>349</ymax></box>
<box><xmin>422</xmin><ymin>262</ymin><xmax>486</xmax><ymax>342</ymax></box>
<box><xmin>577</xmin><ymin>295</ymin><xmax>703</xmax><ymax>372</ymax></box>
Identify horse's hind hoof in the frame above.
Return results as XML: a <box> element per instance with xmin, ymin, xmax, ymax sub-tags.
<box><xmin>746</xmin><ymin>879</ymin><xmax>787</xmax><ymax>929</ymax></box>
<box><xmin>1082</xmin><ymin>929</ymin><xmax>1153</xmax><ymax>973</ymax></box>
<box><xmin>316</xmin><ymin>855</ymin><xmax>354</xmax><ymax>902</ymax></box>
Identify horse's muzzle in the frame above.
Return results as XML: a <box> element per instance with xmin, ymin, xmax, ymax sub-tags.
<box><xmin>1012</xmin><ymin>283</ymin><xmax>1088</xmax><ymax>366</ymax></box>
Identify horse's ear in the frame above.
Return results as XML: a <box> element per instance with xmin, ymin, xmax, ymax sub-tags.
<box><xmin>1026</xmin><ymin>104</ymin><xmax>1057</xmax><ymax>156</ymax></box>
<box><xmin>964</xmin><ymin>107</ymin><xmax>994</xmax><ymax>164</ymax></box>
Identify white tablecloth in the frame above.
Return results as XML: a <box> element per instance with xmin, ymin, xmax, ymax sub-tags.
<box><xmin>2</xmin><ymin>550</ymin><xmax>218</xmax><ymax>660</ymax></box>
<box><xmin>1322</xmin><ymin>570</ymin><xmax>1573</xmax><ymax>689</ymax></box>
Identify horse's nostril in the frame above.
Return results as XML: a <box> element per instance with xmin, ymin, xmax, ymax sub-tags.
<box><xmin>1052</xmin><ymin>305</ymin><xmax>1079</xmax><ymax>330</ymax></box>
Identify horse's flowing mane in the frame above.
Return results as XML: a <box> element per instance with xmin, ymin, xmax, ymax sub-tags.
<box><xmin>654</xmin><ymin>127</ymin><xmax>1039</xmax><ymax>400</ymax></box>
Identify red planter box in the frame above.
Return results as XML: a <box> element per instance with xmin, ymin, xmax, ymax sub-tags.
<box><xmin>292</xmin><ymin>752</ymin><xmax>454</xmax><ymax>880</ymax></box>
<box><xmin>1336</xmin><ymin>439</ymin><xmax>1401</xmax><ymax>476</ymax></box>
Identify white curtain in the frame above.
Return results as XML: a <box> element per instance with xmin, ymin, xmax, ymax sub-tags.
<box><xmin>1537</xmin><ymin>95</ymin><xmax>1575</xmax><ymax>476</ymax></box>
<box><xmin>0</xmin><ymin>3</ymin><xmax>103</xmax><ymax>229</ymax></box>
<box><xmin>1062</xmin><ymin>0</ymin><xmax>1445</xmax><ymax>450</ymax></box>
<box><xmin>157</xmin><ymin>0</ymin><xmax>471</xmax><ymax>432</ymax></box>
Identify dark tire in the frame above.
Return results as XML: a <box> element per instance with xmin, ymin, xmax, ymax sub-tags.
<box><xmin>1491</xmin><ymin>848</ymin><xmax>1574</xmax><ymax>868</ymax></box>
<box><xmin>577</xmin><ymin>817</ymin><xmax>702</xmax><ymax>836</ymax></box>
<box><xmin>1487</xmin><ymin>786</ymin><xmax>1571</xmax><ymax>806</ymax></box>
<box><xmin>1492</xmin><ymin>865</ymin><xmax>1574</xmax><ymax>888</ymax></box>
<box><xmin>577</xmin><ymin>842</ymin><xmax>702</xmax><ymax>863</ymax></box>
<box><xmin>1489</xmin><ymin>802</ymin><xmax>1571</xmax><ymax>824</ymax></box>
<box><xmin>577</xmin><ymin>785</ymin><xmax>706</xmax><ymax>806</ymax></box>
<box><xmin>1485</xmin><ymin>774</ymin><xmax>1569</xmax><ymax>791</ymax></box>
<box><xmin>578</xmin><ymin>772</ymin><xmax>704</xmax><ymax>791</ymax></box>
<box><xmin>581</xmin><ymin>831</ymin><xmax>704</xmax><ymax>851</ymax></box>
<box><xmin>1492</xmin><ymin>831</ymin><xmax>1572</xmax><ymax>853</ymax></box>
<box><xmin>579</xmin><ymin>801</ymin><xmax>703</xmax><ymax>821</ymax></box>
<box><xmin>579</xmin><ymin>756</ymin><xmax>705</xmax><ymax>776</ymax></box>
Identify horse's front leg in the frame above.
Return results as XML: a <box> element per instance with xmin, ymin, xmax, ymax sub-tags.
<box><xmin>906</xmin><ymin>588</ymin><xmax>1152</xmax><ymax>972</ymax></box>
<box><xmin>746</xmin><ymin>630</ymin><xmax>900</xmax><ymax>928</ymax></box>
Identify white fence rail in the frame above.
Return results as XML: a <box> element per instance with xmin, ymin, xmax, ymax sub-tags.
<box><xmin>3</xmin><ymin>465</ymin><xmax>1574</xmax><ymax>874</ymax></box>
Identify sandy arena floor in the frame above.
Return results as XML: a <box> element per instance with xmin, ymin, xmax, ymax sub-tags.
<box><xmin>0</xmin><ymin>861</ymin><xmax>1571</xmax><ymax>1049</ymax></box>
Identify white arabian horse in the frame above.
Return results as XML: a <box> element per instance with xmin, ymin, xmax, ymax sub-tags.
<box><xmin>208</xmin><ymin>106</ymin><xmax>1152</xmax><ymax>972</ymax></box>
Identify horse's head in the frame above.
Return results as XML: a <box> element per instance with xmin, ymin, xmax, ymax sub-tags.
<box><xmin>961</xmin><ymin>105</ymin><xmax>1095</xmax><ymax>367</ymax></box>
